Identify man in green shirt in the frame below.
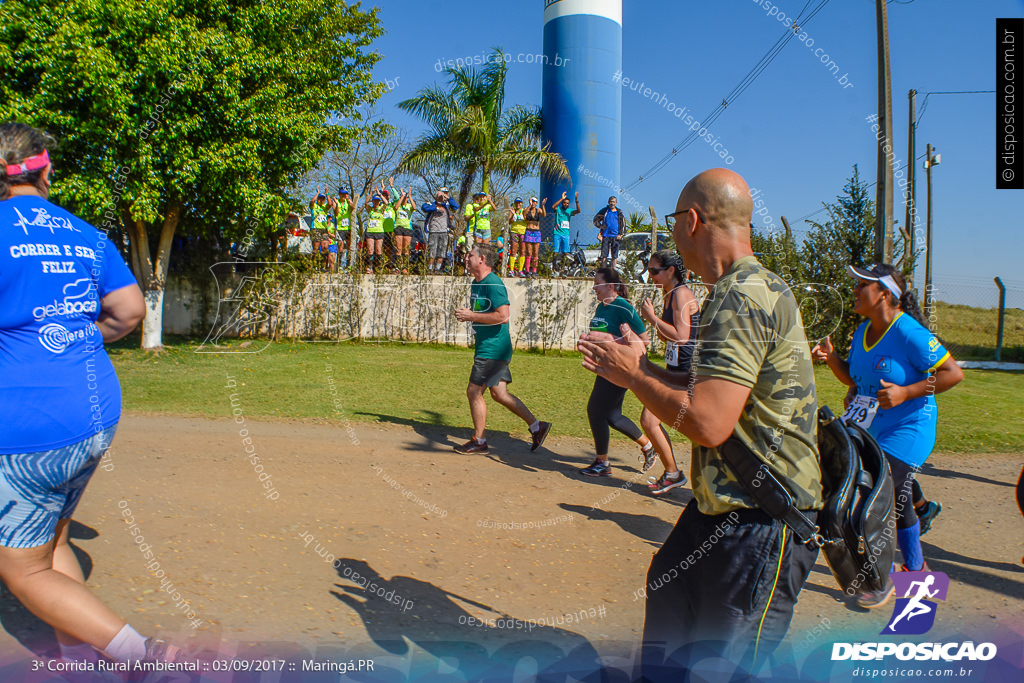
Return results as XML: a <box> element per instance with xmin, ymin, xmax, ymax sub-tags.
<box><xmin>453</xmin><ymin>243</ymin><xmax>551</xmax><ymax>454</ymax></box>
<box><xmin>578</xmin><ymin>168</ymin><xmax>822</xmax><ymax>678</ymax></box>
<box><xmin>552</xmin><ymin>190</ymin><xmax>580</xmax><ymax>275</ymax></box>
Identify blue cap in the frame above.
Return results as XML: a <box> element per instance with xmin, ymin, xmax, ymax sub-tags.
<box><xmin>317</xmin><ymin>193</ymin><xmax>326</xmax><ymax>199</ymax></box>
<box><xmin>338</xmin><ymin>187</ymin><xmax>349</xmax><ymax>195</ymax></box>
<box><xmin>514</xmin><ymin>197</ymin><xmax>523</xmax><ymax>203</ymax></box>
<box><xmin>371</xmin><ymin>195</ymin><xmax>382</xmax><ymax>202</ymax></box>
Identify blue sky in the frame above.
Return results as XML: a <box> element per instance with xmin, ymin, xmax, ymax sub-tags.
<box><xmin>371</xmin><ymin>0</ymin><xmax>1023</xmax><ymax>305</ymax></box>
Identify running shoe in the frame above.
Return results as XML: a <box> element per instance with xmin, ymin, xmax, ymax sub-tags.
<box><xmin>531</xmin><ymin>421</ymin><xmax>552</xmax><ymax>452</ymax></box>
<box><xmin>580</xmin><ymin>460</ymin><xmax>612</xmax><ymax>477</ymax></box>
<box><xmin>640</xmin><ymin>445</ymin><xmax>657</xmax><ymax>472</ymax></box>
<box><xmin>856</xmin><ymin>578</ymin><xmax>896</xmax><ymax>609</ymax></box>
<box><xmin>129</xmin><ymin>638</ymin><xmax>195</xmax><ymax>682</ymax></box>
<box><xmin>454</xmin><ymin>438</ymin><xmax>488</xmax><ymax>454</ymax></box>
<box><xmin>900</xmin><ymin>561</ymin><xmax>930</xmax><ymax>573</ymax></box>
<box><xmin>649</xmin><ymin>471</ymin><xmax>687</xmax><ymax>495</ymax></box>
<box><xmin>916</xmin><ymin>501</ymin><xmax>942</xmax><ymax>536</ymax></box>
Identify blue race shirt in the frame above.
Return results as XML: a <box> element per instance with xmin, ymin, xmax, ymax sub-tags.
<box><xmin>845</xmin><ymin>312</ymin><xmax>949</xmax><ymax>460</ymax></box>
<box><xmin>0</xmin><ymin>195</ymin><xmax>138</xmax><ymax>453</ymax></box>
<box><xmin>603</xmin><ymin>208</ymin><xmax>620</xmax><ymax>237</ymax></box>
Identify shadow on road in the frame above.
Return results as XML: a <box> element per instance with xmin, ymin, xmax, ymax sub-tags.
<box><xmin>559</xmin><ymin>504</ymin><xmax>676</xmax><ymax>547</ymax></box>
<box><xmin>330</xmin><ymin>558</ymin><xmax>608</xmax><ymax>680</ymax></box>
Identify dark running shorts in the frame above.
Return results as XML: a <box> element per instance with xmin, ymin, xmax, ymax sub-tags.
<box><xmin>469</xmin><ymin>358</ymin><xmax>513</xmax><ymax>388</ymax></box>
<box><xmin>310</xmin><ymin>228</ymin><xmax>331</xmax><ymax>242</ymax></box>
<box><xmin>394</xmin><ymin>227</ymin><xmax>414</xmax><ymax>237</ymax></box>
<box><xmin>337</xmin><ymin>230</ymin><xmax>350</xmax><ymax>244</ymax></box>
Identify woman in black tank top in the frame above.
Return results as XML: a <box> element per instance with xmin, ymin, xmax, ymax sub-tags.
<box><xmin>637</xmin><ymin>250</ymin><xmax>699</xmax><ymax>495</ymax></box>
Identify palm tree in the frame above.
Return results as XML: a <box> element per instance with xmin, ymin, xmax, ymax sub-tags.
<box><xmin>396</xmin><ymin>48</ymin><xmax>569</xmax><ymax>206</ymax></box>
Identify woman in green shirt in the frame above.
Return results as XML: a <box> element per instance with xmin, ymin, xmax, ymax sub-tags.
<box><xmin>362</xmin><ymin>194</ymin><xmax>388</xmax><ymax>273</ymax></box>
<box><xmin>581</xmin><ymin>268</ymin><xmax>656</xmax><ymax>477</ymax></box>
<box><xmin>391</xmin><ymin>185</ymin><xmax>416</xmax><ymax>272</ymax></box>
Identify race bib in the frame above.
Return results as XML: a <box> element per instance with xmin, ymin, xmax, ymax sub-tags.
<box><xmin>367</xmin><ymin>219</ymin><xmax>381</xmax><ymax>229</ymax></box>
<box><xmin>315</xmin><ymin>214</ymin><xmax>328</xmax><ymax>224</ymax></box>
<box><xmin>664</xmin><ymin>342</ymin><xmax>678</xmax><ymax>366</ymax></box>
<box><xmin>843</xmin><ymin>394</ymin><xmax>879</xmax><ymax>429</ymax></box>
<box><xmin>559</xmin><ymin>220</ymin><xmax>570</xmax><ymax>231</ymax></box>
<box><xmin>339</xmin><ymin>218</ymin><xmax>349</xmax><ymax>227</ymax></box>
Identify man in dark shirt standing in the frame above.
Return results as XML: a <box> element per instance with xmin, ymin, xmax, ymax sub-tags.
<box><xmin>579</xmin><ymin>168</ymin><xmax>823</xmax><ymax>680</ymax></box>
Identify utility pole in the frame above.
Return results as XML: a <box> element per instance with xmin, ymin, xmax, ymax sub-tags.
<box><xmin>903</xmin><ymin>89</ymin><xmax>917</xmax><ymax>283</ymax></box>
<box><xmin>875</xmin><ymin>0</ymin><xmax>895</xmax><ymax>263</ymax></box>
<box><xmin>924</xmin><ymin>144</ymin><xmax>939</xmax><ymax>318</ymax></box>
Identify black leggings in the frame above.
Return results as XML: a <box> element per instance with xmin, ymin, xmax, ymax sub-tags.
<box><xmin>887</xmin><ymin>455</ymin><xmax>919</xmax><ymax>530</ymax></box>
<box><xmin>587</xmin><ymin>376</ymin><xmax>643</xmax><ymax>456</ymax></box>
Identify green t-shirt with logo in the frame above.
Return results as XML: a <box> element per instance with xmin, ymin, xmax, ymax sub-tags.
<box><xmin>336</xmin><ymin>202</ymin><xmax>352</xmax><ymax>231</ymax></box>
<box><xmin>465</xmin><ymin>202</ymin><xmax>492</xmax><ymax>234</ymax></box>
<box><xmin>312</xmin><ymin>202</ymin><xmax>332</xmax><ymax>233</ymax></box>
<box><xmin>553</xmin><ymin>205</ymin><xmax>573</xmax><ymax>236</ymax></box>
<box><xmin>470</xmin><ymin>272</ymin><xmax>512</xmax><ymax>361</ymax></box>
<box><xmin>590</xmin><ymin>296</ymin><xmax>645</xmax><ymax>337</ymax></box>
<box><xmin>394</xmin><ymin>201</ymin><xmax>412</xmax><ymax>229</ymax></box>
<box><xmin>365</xmin><ymin>207</ymin><xmax>387</xmax><ymax>234</ymax></box>
<box><xmin>690</xmin><ymin>255</ymin><xmax>823</xmax><ymax>516</ymax></box>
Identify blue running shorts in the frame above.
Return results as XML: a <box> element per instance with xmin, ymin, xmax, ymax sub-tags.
<box><xmin>0</xmin><ymin>426</ymin><xmax>117</xmax><ymax>548</ymax></box>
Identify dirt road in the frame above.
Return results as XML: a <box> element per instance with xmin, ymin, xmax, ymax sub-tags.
<box><xmin>0</xmin><ymin>414</ymin><xmax>1021</xmax><ymax>681</ymax></box>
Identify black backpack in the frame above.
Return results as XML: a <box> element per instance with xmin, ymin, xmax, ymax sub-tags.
<box><xmin>815</xmin><ymin>407</ymin><xmax>897</xmax><ymax>594</ymax></box>
<box><xmin>719</xmin><ymin>406</ymin><xmax>896</xmax><ymax>595</ymax></box>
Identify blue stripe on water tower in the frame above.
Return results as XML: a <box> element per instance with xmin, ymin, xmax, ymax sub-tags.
<box><xmin>541</xmin><ymin>0</ymin><xmax>622</xmax><ymax>246</ymax></box>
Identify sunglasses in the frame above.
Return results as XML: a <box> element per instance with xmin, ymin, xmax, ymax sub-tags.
<box><xmin>665</xmin><ymin>207</ymin><xmax>707</xmax><ymax>227</ymax></box>
<box><xmin>648</xmin><ymin>266</ymin><xmax>667</xmax><ymax>275</ymax></box>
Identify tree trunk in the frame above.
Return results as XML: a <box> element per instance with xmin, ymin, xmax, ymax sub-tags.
<box><xmin>126</xmin><ymin>200</ymin><xmax>182</xmax><ymax>349</ymax></box>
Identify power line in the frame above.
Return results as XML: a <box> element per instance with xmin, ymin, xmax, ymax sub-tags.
<box><xmin>622</xmin><ymin>0</ymin><xmax>832</xmax><ymax>192</ymax></box>
<box><xmin>916</xmin><ymin>90</ymin><xmax>995</xmax><ymax>126</ymax></box>
<box><xmin>792</xmin><ymin>151</ymin><xmax>929</xmax><ymax>225</ymax></box>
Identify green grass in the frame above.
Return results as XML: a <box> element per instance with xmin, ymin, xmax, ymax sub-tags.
<box><xmin>109</xmin><ymin>338</ymin><xmax>1024</xmax><ymax>453</ymax></box>
<box><xmin>932</xmin><ymin>301</ymin><xmax>1024</xmax><ymax>362</ymax></box>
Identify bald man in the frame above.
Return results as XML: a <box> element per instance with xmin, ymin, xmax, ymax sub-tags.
<box><xmin>579</xmin><ymin>168</ymin><xmax>823</xmax><ymax>678</ymax></box>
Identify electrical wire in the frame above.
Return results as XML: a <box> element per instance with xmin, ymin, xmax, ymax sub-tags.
<box><xmin>622</xmin><ymin>0</ymin><xmax>832</xmax><ymax>192</ymax></box>
<box><xmin>916</xmin><ymin>90</ymin><xmax>995</xmax><ymax>127</ymax></box>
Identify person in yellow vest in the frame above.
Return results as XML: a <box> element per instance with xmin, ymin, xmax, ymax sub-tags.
<box><xmin>335</xmin><ymin>187</ymin><xmax>357</xmax><ymax>272</ymax></box>
<box><xmin>465</xmin><ymin>192</ymin><xmax>497</xmax><ymax>245</ymax></box>
<box><xmin>391</xmin><ymin>184</ymin><xmax>417</xmax><ymax>273</ymax></box>
<box><xmin>506</xmin><ymin>198</ymin><xmax>527</xmax><ymax>276</ymax></box>
<box><xmin>362</xmin><ymin>193</ymin><xmax>389</xmax><ymax>274</ymax></box>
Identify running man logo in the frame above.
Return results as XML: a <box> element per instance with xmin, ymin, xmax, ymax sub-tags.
<box><xmin>882</xmin><ymin>570</ymin><xmax>949</xmax><ymax>635</ymax></box>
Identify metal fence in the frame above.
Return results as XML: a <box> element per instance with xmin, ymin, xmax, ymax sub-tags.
<box><xmin>926</xmin><ymin>278</ymin><xmax>1024</xmax><ymax>362</ymax></box>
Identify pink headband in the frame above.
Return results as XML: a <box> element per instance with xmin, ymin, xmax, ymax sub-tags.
<box><xmin>4</xmin><ymin>150</ymin><xmax>50</xmax><ymax>176</ymax></box>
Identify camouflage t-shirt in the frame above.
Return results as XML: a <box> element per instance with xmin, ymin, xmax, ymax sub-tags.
<box><xmin>691</xmin><ymin>255</ymin><xmax>822</xmax><ymax>516</ymax></box>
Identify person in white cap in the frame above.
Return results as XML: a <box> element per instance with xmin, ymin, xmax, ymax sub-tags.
<box><xmin>812</xmin><ymin>262</ymin><xmax>963</xmax><ymax>608</ymax></box>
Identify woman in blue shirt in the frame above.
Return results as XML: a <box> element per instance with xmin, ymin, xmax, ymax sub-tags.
<box><xmin>0</xmin><ymin>123</ymin><xmax>184</xmax><ymax>665</ymax></box>
<box><xmin>813</xmin><ymin>263</ymin><xmax>963</xmax><ymax>608</ymax></box>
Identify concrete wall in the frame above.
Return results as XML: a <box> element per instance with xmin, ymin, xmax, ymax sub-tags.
<box><xmin>166</xmin><ymin>270</ymin><xmax>665</xmax><ymax>352</ymax></box>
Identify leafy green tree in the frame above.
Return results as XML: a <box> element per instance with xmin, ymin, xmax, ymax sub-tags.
<box><xmin>800</xmin><ymin>165</ymin><xmax>876</xmax><ymax>354</ymax></box>
<box><xmin>0</xmin><ymin>0</ymin><xmax>383</xmax><ymax>348</ymax></box>
<box><xmin>396</xmin><ymin>48</ymin><xmax>569</xmax><ymax>207</ymax></box>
